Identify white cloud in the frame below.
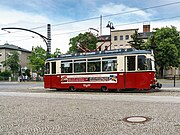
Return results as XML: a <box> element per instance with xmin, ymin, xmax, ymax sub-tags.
<box><xmin>0</xmin><ymin>8</ymin><xmax>49</xmax><ymax>26</ymax></box>
<box><xmin>97</xmin><ymin>3</ymin><xmax>152</xmax><ymax>20</ymax></box>
<box><xmin>1</xmin><ymin>1</ymin><xmax>180</xmax><ymax>54</ymax></box>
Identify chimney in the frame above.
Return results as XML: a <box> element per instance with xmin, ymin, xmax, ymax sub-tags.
<box><xmin>143</xmin><ymin>24</ymin><xmax>150</xmax><ymax>32</ymax></box>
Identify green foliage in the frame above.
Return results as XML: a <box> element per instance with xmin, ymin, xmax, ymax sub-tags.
<box><xmin>128</xmin><ymin>30</ymin><xmax>145</xmax><ymax>50</ymax></box>
<box><xmin>156</xmin><ymin>43</ymin><xmax>178</xmax><ymax>67</ymax></box>
<box><xmin>51</xmin><ymin>48</ymin><xmax>62</xmax><ymax>58</ymax></box>
<box><xmin>0</xmin><ymin>70</ymin><xmax>11</xmax><ymax>77</ymax></box>
<box><xmin>0</xmin><ymin>70</ymin><xmax>11</xmax><ymax>81</ymax></box>
<box><xmin>68</xmin><ymin>32</ymin><xmax>97</xmax><ymax>54</ymax></box>
<box><xmin>145</xmin><ymin>26</ymin><xmax>180</xmax><ymax>77</ymax></box>
<box><xmin>25</xmin><ymin>69</ymin><xmax>31</xmax><ymax>77</ymax></box>
<box><xmin>3</xmin><ymin>51</ymin><xmax>20</xmax><ymax>75</ymax></box>
<box><xmin>28</xmin><ymin>46</ymin><xmax>47</xmax><ymax>75</ymax></box>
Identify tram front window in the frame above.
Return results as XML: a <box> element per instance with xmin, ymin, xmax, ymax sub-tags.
<box><xmin>138</xmin><ymin>55</ymin><xmax>152</xmax><ymax>70</ymax></box>
<box><xmin>146</xmin><ymin>58</ymin><xmax>152</xmax><ymax>70</ymax></box>
<box><xmin>138</xmin><ymin>55</ymin><xmax>146</xmax><ymax>70</ymax></box>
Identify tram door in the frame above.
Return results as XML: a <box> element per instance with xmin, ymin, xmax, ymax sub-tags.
<box><xmin>124</xmin><ymin>56</ymin><xmax>136</xmax><ymax>89</ymax></box>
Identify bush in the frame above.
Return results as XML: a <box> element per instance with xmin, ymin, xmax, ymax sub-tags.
<box><xmin>0</xmin><ymin>70</ymin><xmax>11</xmax><ymax>78</ymax></box>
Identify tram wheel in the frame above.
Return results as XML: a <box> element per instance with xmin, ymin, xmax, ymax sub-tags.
<box><xmin>101</xmin><ymin>86</ymin><xmax>108</xmax><ymax>92</ymax></box>
<box><xmin>69</xmin><ymin>86</ymin><xmax>76</xmax><ymax>92</ymax></box>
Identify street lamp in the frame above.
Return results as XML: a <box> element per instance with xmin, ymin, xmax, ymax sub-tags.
<box><xmin>1</xmin><ymin>24</ymin><xmax>51</xmax><ymax>55</ymax></box>
<box><xmin>106</xmin><ymin>21</ymin><xmax>115</xmax><ymax>50</ymax></box>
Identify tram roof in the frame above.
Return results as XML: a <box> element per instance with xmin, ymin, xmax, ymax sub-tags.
<box><xmin>46</xmin><ymin>49</ymin><xmax>152</xmax><ymax>61</ymax></box>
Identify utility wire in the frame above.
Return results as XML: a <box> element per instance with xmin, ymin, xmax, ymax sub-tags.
<box><xmin>52</xmin><ymin>15</ymin><xmax>180</xmax><ymax>36</ymax></box>
<box><xmin>5</xmin><ymin>14</ymin><xmax>180</xmax><ymax>43</ymax></box>
<box><xmin>1</xmin><ymin>1</ymin><xmax>180</xmax><ymax>33</ymax></box>
<box><xmin>52</xmin><ymin>1</ymin><xmax>180</xmax><ymax>27</ymax></box>
<box><xmin>115</xmin><ymin>15</ymin><xmax>180</xmax><ymax>27</ymax></box>
<box><xmin>1</xmin><ymin>1</ymin><xmax>180</xmax><ymax>41</ymax></box>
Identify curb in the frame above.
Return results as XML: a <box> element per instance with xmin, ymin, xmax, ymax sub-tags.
<box><xmin>160</xmin><ymin>87</ymin><xmax>180</xmax><ymax>92</ymax></box>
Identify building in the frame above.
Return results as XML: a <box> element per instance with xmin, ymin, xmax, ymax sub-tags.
<box><xmin>0</xmin><ymin>43</ymin><xmax>31</xmax><ymax>72</ymax></box>
<box><xmin>97</xmin><ymin>28</ymin><xmax>139</xmax><ymax>51</ymax></box>
<box><xmin>97</xmin><ymin>24</ymin><xmax>151</xmax><ymax>51</ymax></box>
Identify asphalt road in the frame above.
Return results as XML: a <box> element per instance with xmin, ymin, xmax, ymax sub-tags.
<box><xmin>0</xmin><ymin>82</ymin><xmax>180</xmax><ymax>134</ymax></box>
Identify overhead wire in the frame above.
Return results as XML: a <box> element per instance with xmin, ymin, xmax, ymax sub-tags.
<box><xmin>52</xmin><ymin>1</ymin><xmax>180</xmax><ymax>27</ymax></box>
<box><xmin>52</xmin><ymin>15</ymin><xmax>180</xmax><ymax>36</ymax></box>
<box><xmin>1</xmin><ymin>1</ymin><xmax>180</xmax><ymax>42</ymax></box>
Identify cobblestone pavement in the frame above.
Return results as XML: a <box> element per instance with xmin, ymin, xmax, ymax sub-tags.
<box><xmin>0</xmin><ymin>90</ymin><xmax>180</xmax><ymax>135</ymax></box>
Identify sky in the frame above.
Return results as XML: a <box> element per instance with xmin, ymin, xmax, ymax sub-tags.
<box><xmin>0</xmin><ymin>0</ymin><xmax>180</xmax><ymax>53</ymax></box>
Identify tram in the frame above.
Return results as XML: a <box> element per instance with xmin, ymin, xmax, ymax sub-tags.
<box><xmin>44</xmin><ymin>48</ymin><xmax>162</xmax><ymax>92</ymax></box>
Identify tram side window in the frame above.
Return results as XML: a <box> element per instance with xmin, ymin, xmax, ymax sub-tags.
<box><xmin>127</xmin><ymin>56</ymin><xmax>135</xmax><ymax>71</ymax></box>
<box><xmin>88</xmin><ymin>59</ymin><xmax>101</xmax><ymax>72</ymax></box>
<box><xmin>102</xmin><ymin>57</ymin><xmax>117</xmax><ymax>71</ymax></box>
<box><xmin>45</xmin><ymin>62</ymin><xmax>50</xmax><ymax>74</ymax></box>
<box><xmin>61</xmin><ymin>61</ymin><xmax>72</xmax><ymax>73</ymax></box>
<box><xmin>74</xmin><ymin>59</ymin><xmax>86</xmax><ymax>72</ymax></box>
<box><xmin>138</xmin><ymin>55</ymin><xmax>146</xmax><ymax>70</ymax></box>
<box><xmin>51</xmin><ymin>62</ymin><xmax>56</xmax><ymax>74</ymax></box>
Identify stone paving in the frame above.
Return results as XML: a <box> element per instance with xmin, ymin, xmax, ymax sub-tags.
<box><xmin>0</xmin><ymin>91</ymin><xmax>180</xmax><ymax>135</ymax></box>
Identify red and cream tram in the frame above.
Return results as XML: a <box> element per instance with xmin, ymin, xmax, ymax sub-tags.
<box><xmin>44</xmin><ymin>49</ymin><xmax>162</xmax><ymax>92</ymax></box>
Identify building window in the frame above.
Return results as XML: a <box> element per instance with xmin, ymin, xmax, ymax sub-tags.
<box><xmin>0</xmin><ymin>53</ymin><xmax>2</xmax><ymax>56</ymax></box>
<box><xmin>114</xmin><ymin>36</ymin><xmax>117</xmax><ymax>41</ymax></box>
<box><xmin>120</xmin><ymin>44</ymin><xmax>123</xmax><ymax>48</ymax></box>
<box><xmin>126</xmin><ymin>35</ymin><xmax>129</xmax><ymax>40</ymax></box>
<box><xmin>120</xmin><ymin>35</ymin><xmax>123</xmax><ymax>40</ymax></box>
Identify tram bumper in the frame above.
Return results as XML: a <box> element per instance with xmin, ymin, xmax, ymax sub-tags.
<box><xmin>150</xmin><ymin>82</ymin><xmax>162</xmax><ymax>89</ymax></box>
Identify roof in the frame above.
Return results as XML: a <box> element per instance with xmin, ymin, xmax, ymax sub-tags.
<box><xmin>0</xmin><ymin>43</ymin><xmax>31</xmax><ymax>53</ymax></box>
<box><xmin>112</xmin><ymin>28</ymin><xmax>139</xmax><ymax>32</ymax></box>
<box><xmin>47</xmin><ymin>49</ymin><xmax>151</xmax><ymax>61</ymax></box>
<box><xmin>138</xmin><ymin>32</ymin><xmax>152</xmax><ymax>39</ymax></box>
<box><xmin>97</xmin><ymin>35</ymin><xmax>110</xmax><ymax>41</ymax></box>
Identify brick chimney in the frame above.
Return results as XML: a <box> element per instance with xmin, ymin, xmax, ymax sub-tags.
<box><xmin>143</xmin><ymin>24</ymin><xmax>150</xmax><ymax>32</ymax></box>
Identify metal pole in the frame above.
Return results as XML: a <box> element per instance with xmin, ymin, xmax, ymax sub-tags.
<box><xmin>100</xmin><ymin>15</ymin><xmax>102</xmax><ymax>36</ymax></box>
<box><xmin>47</xmin><ymin>24</ymin><xmax>51</xmax><ymax>54</ymax></box>
<box><xmin>1</xmin><ymin>27</ymin><xmax>50</xmax><ymax>55</ymax></box>
<box><xmin>174</xmin><ymin>75</ymin><xmax>176</xmax><ymax>87</ymax></box>
<box><xmin>110</xmin><ymin>28</ymin><xmax>111</xmax><ymax>50</ymax></box>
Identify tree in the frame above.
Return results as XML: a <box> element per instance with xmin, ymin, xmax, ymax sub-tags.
<box><xmin>51</xmin><ymin>48</ymin><xmax>62</xmax><ymax>58</ymax></box>
<box><xmin>128</xmin><ymin>30</ymin><xmax>145</xmax><ymax>50</ymax></box>
<box><xmin>28</xmin><ymin>46</ymin><xmax>47</xmax><ymax>76</ymax></box>
<box><xmin>145</xmin><ymin>26</ymin><xmax>180</xmax><ymax>78</ymax></box>
<box><xmin>3</xmin><ymin>51</ymin><xmax>20</xmax><ymax>80</ymax></box>
<box><xmin>68</xmin><ymin>32</ymin><xmax>97</xmax><ymax>54</ymax></box>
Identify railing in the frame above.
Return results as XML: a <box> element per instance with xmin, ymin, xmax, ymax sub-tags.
<box><xmin>161</xmin><ymin>75</ymin><xmax>180</xmax><ymax>87</ymax></box>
